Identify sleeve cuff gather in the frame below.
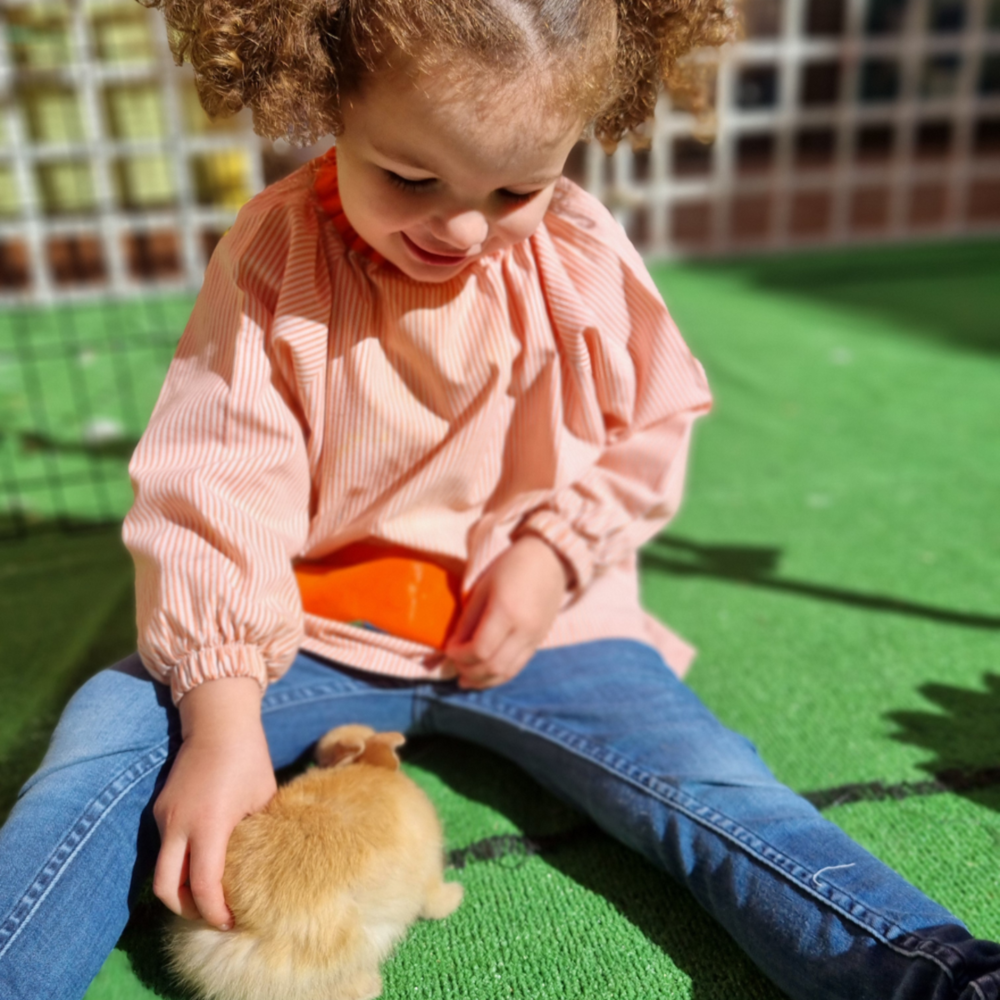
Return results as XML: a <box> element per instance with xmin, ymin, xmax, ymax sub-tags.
<box><xmin>169</xmin><ymin>643</ymin><xmax>270</xmax><ymax>705</ymax></box>
<box><xmin>514</xmin><ymin>509</ymin><xmax>595</xmax><ymax>593</ymax></box>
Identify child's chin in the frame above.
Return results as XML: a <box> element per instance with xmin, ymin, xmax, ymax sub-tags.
<box><xmin>390</xmin><ymin>253</ymin><xmax>474</xmax><ymax>283</ymax></box>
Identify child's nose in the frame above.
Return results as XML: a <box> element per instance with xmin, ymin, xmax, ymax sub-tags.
<box><xmin>436</xmin><ymin>210</ymin><xmax>489</xmax><ymax>251</ymax></box>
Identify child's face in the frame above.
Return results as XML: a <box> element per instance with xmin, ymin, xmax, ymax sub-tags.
<box><xmin>335</xmin><ymin>65</ymin><xmax>584</xmax><ymax>283</ymax></box>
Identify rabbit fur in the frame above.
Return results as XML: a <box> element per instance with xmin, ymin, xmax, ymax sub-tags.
<box><xmin>165</xmin><ymin>724</ymin><xmax>463</xmax><ymax>1000</ymax></box>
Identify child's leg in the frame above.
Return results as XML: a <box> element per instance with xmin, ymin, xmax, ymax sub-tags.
<box><xmin>0</xmin><ymin>655</ymin><xmax>172</xmax><ymax>1000</ymax></box>
<box><xmin>422</xmin><ymin>639</ymin><xmax>1000</xmax><ymax>1000</ymax></box>
<box><xmin>0</xmin><ymin>652</ymin><xmax>417</xmax><ymax>1000</ymax></box>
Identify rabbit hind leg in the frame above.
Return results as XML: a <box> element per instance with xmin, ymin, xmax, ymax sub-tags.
<box><xmin>341</xmin><ymin>969</ymin><xmax>383</xmax><ymax>1000</ymax></box>
<box><xmin>421</xmin><ymin>878</ymin><xmax>463</xmax><ymax>919</ymax></box>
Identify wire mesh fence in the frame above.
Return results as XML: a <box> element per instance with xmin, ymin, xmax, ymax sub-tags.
<box><xmin>1</xmin><ymin>0</ymin><xmax>998</xmax><ymax>532</ymax></box>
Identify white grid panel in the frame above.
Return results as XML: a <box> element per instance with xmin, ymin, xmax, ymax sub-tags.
<box><xmin>1</xmin><ymin>0</ymin><xmax>999</xmax><ymax>303</ymax></box>
<box><xmin>583</xmin><ymin>0</ymin><xmax>1000</xmax><ymax>256</ymax></box>
<box><xmin>0</xmin><ymin>0</ymin><xmax>265</xmax><ymax>305</ymax></box>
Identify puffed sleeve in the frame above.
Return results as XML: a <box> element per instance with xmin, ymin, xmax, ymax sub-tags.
<box><xmin>515</xmin><ymin>182</ymin><xmax>712</xmax><ymax>592</ymax></box>
<box><xmin>122</xmin><ymin>192</ymin><xmax>314</xmax><ymax>703</ymax></box>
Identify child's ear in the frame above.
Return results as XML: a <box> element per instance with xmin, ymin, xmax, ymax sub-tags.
<box><xmin>315</xmin><ymin>724</ymin><xmax>377</xmax><ymax>768</ymax></box>
<box><xmin>358</xmin><ymin>732</ymin><xmax>406</xmax><ymax>771</ymax></box>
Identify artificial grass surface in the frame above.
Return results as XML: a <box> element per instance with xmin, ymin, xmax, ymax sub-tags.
<box><xmin>0</xmin><ymin>295</ymin><xmax>191</xmax><ymax>522</ymax></box>
<box><xmin>0</xmin><ymin>239</ymin><xmax>997</xmax><ymax>999</ymax></box>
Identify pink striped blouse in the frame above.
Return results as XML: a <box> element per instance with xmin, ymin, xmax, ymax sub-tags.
<box><xmin>123</xmin><ymin>153</ymin><xmax>713</xmax><ymax>704</ymax></box>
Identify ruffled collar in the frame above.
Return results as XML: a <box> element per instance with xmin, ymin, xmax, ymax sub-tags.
<box><xmin>313</xmin><ymin>148</ymin><xmax>385</xmax><ymax>265</ymax></box>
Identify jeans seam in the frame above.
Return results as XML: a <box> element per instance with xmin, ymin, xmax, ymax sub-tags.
<box><xmin>0</xmin><ymin>741</ymin><xmax>170</xmax><ymax>962</ymax></box>
<box><xmin>261</xmin><ymin>685</ymin><xmax>417</xmax><ymax>715</ymax></box>
<box><xmin>438</xmin><ymin>693</ymin><xmax>965</xmax><ymax>984</ymax></box>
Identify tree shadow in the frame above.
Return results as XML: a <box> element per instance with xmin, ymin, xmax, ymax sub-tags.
<box><xmin>0</xmin><ymin>521</ymin><xmax>136</xmax><ymax>823</ymax></box>
<box><xmin>641</xmin><ymin>536</ymin><xmax>1000</xmax><ymax>631</ymax></box>
<box><xmin>882</xmin><ymin>674</ymin><xmax>1000</xmax><ymax>817</ymax></box>
<box><xmin>18</xmin><ymin>430</ymin><xmax>140</xmax><ymax>461</ymax></box>
<box><xmin>692</xmin><ymin>240</ymin><xmax>1000</xmax><ymax>357</ymax></box>
<box><xmin>115</xmin><ymin>884</ymin><xmax>196</xmax><ymax>1000</ymax></box>
<box><xmin>0</xmin><ymin>583</ymin><xmax>137</xmax><ymax>824</ymax></box>
<box><xmin>406</xmin><ymin>737</ymin><xmax>786</xmax><ymax>1000</ymax></box>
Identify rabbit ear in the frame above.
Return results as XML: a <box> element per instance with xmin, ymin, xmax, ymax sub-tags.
<box><xmin>315</xmin><ymin>724</ymin><xmax>376</xmax><ymax>768</ymax></box>
<box><xmin>358</xmin><ymin>732</ymin><xmax>406</xmax><ymax>771</ymax></box>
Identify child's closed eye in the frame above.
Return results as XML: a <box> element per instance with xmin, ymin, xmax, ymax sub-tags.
<box><xmin>497</xmin><ymin>189</ymin><xmax>536</xmax><ymax>204</ymax></box>
<box><xmin>384</xmin><ymin>170</ymin><xmax>537</xmax><ymax>205</ymax></box>
<box><xmin>385</xmin><ymin>171</ymin><xmax>436</xmax><ymax>193</ymax></box>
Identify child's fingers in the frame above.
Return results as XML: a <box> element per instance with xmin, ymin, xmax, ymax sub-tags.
<box><xmin>174</xmin><ymin>852</ymin><xmax>199</xmax><ymax>921</ymax></box>
<box><xmin>153</xmin><ymin>836</ymin><xmax>200</xmax><ymax>921</ymax></box>
<box><xmin>458</xmin><ymin>632</ymin><xmax>532</xmax><ymax>689</ymax></box>
<box><xmin>491</xmin><ymin>641</ymin><xmax>534</xmax><ymax>685</ymax></box>
<box><xmin>449</xmin><ymin>599</ymin><xmax>512</xmax><ymax>667</ymax></box>
<box><xmin>187</xmin><ymin>832</ymin><xmax>234</xmax><ymax>930</ymax></box>
<box><xmin>479</xmin><ymin>630</ymin><xmax>528</xmax><ymax>684</ymax></box>
<box><xmin>447</xmin><ymin>583</ymin><xmax>489</xmax><ymax>649</ymax></box>
<box><xmin>456</xmin><ymin>661</ymin><xmax>494</xmax><ymax>688</ymax></box>
<box><xmin>452</xmin><ymin>625</ymin><xmax>510</xmax><ymax>685</ymax></box>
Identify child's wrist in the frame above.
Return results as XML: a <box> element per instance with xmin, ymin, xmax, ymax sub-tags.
<box><xmin>516</xmin><ymin>532</ymin><xmax>575</xmax><ymax>592</ymax></box>
<box><xmin>178</xmin><ymin>675</ymin><xmax>264</xmax><ymax>743</ymax></box>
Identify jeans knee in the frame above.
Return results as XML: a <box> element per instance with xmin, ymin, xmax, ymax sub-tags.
<box><xmin>30</xmin><ymin>655</ymin><xmax>174</xmax><ymax>782</ymax></box>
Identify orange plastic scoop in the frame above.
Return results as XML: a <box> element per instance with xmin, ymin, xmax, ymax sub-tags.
<box><xmin>295</xmin><ymin>542</ymin><xmax>462</xmax><ymax>649</ymax></box>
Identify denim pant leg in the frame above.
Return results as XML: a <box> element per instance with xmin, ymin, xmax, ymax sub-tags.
<box><xmin>0</xmin><ymin>652</ymin><xmax>418</xmax><ymax>1000</ymax></box>
<box><xmin>423</xmin><ymin>639</ymin><xmax>1000</xmax><ymax>1000</ymax></box>
<box><xmin>0</xmin><ymin>655</ymin><xmax>175</xmax><ymax>1000</ymax></box>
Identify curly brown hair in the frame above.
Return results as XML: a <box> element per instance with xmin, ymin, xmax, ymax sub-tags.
<box><xmin>145</xmin><ymin>0</ymin><xmax>736</xmax><ymax>147</ymax></box>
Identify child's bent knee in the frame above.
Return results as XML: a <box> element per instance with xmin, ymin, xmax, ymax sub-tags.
<box><xmin>34</xmin><ymin>655</ymin><xmax>174</xmax><ymax>775</ymax></box>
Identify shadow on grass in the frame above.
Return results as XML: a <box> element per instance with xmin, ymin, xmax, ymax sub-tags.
<box><xmin>0</xmin><ymin>582</ymin><xmax>137</xmax><ymax>822</ymax></box>
<box><xmin>641</xmin><ymin>536</ymin><xmax>1000</xmax><ymax>631</ymax></box>
<box><xmin>19</xmin><ymin>430</ymin><xmax>140</xmax><ymax>461</ymax></box>
<box><xmin>115</xmin><ymin>887</ymin><xmax>196</xmax><ymax>1000</ymax></box>
<box><xmin>407</xmin><ymin>737</ymin><xmax>786</xmax><ymax>1000</ymax></box>
<box><xmin>883</xmin><ymin>675</ymin><xmax>1000</xmax><ymax>818</ymax></box>
<box><xmin>694</xmin><ymin>240</ymin><xmax>1000</xmax><ymax>357</ymax></box>
<box><xmin>0</xmin><ymin>521</ymin><xmax>137</xmax><ymax>824</ymax></box>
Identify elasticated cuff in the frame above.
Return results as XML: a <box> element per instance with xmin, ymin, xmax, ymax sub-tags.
<box><xmin>169</xmin><ymin>643</ymin><xmax>269</xmax><ymax>705</ymax></box>
<box><xmin>514</xmin><ymin>509</ymin><xmax>595</xmax><ymax>592</ymax></box>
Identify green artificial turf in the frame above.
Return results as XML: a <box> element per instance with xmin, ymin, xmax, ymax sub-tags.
<box><xmin>0</xmin><ymin>294</ymin><xmax>192</xmax><ymax>523</ymax></box>
<box><xmin>0</xmin><ymin>239</ymin><xmax>998</xmax><ymax>999</ymax></box>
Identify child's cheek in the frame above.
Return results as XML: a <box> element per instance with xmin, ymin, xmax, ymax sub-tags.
<box><xmin>372</xmin><ymin>194</ymin><xmax>434</xmax><ymax>238</ymax></box>
<box><xmin>498</xmin><ymin>200</ymin><xmax>550</xmax><ymax>247</ymax></box>
<box><xmin>376</xmin><ymin>187</ymin><xmax>426</xmax><ymax>223</ymax></box>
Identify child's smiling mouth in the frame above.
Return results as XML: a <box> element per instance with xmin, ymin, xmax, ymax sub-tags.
<box><xmin>401</xmin><ymin>233</ymin><xmax>474</xmax><ymax>266</ymax></box>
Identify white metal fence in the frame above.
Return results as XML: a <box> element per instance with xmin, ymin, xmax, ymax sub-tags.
<box><xmin>1</xmin><ymin>0</ymin><xmax>999</xmax><ymax>304</ymax></box>
<box><xmin>577</xmin><ymin>0</ymin><xmax>1000</xmax><ymax>254</ymax></box>
<box><xmin>0</xmin><ymin>0</ymin><xmax>264</xmax><ymax>305</ymax></box>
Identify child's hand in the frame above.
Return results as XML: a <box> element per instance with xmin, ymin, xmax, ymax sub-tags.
<box><xmin>444</xmin><ymin>535</ymin><xmax>571</xmax><ymax>689</ymax></box>
<box><xmin>152</xmin><ymin>676</ymin><xmax>276</xmax><ymax>929</ymax></box>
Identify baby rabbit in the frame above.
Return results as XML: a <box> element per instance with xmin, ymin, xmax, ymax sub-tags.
<box><xmin>166</xmin><ymin>724</ymin><xmax>463</xmax><ymax>1000</ymax></box>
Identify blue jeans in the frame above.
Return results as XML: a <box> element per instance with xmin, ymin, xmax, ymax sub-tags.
<box><xmin>1</xmin><ymin>641</ymin><xmax>999</xmax><ymax>1000</ymax></box>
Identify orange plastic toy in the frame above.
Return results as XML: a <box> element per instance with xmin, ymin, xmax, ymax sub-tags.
<box><xmin>294</xmin><ymin>542</ymin><xmax>463</xmax><ymax>649</ymax></box>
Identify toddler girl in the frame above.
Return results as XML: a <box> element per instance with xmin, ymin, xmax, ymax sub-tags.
<box><xmin>2</xmin><ymin>1</ymin><xmax>999</xmax><ymax>998</ymax></box>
